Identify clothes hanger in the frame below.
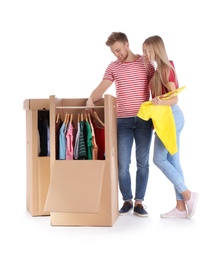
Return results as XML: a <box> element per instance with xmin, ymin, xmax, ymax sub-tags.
<box><xmin>66</xmin><ymin>114</ymin><xmax>70</xmax><ymax>125</ymax></box>
<box><xmin>87</xmin><ymin>113</ymin><xmax>92</xmax><ymax>125</ymax></box>
<box><xmin>63</xmin><ymin>113</ymin><xmax>68</xmax><ymax>124</ymax></box>
<box><xmin>56</xmin><ymin>113</ymin><xmax>60</xmax><ymax>123</ymax></box>
<box><xmin>84</xmin><ymin>113</ymin><xmax>88</xmax><ymax>122</ymax></box>
<box><xmin>64</xmin><ymin>113</ymin><xmax>70</xmax><ymax>127</ymax></box>
<box><xmin>93</xmin><ymin>111</ymin><xmax>105</xmax><ymax>127</ymax></box>
<box><xmin>70</xmin><ymin>114</ymin><xmax>73</xmax><ymax>124</ymax></box>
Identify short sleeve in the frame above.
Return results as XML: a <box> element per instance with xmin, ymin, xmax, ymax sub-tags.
<box><xmin>103</xmin><ymin>62</ymin><xmax>114</xmax><ymax>82</ymax></box>
<box><xmin>169</xmin><ymin>61</ymin><xmax>179</xmax><ymax>89</ymax></box>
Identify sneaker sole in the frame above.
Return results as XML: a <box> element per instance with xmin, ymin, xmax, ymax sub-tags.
<box><xmin>186</xmin><ymin>193</ymin><xmax>198</xmax><ymax>219</ymax></box>
<box><xmin>133</xmin><ymin>212</ymin><xmax>148</xmax><ymax>218</ymax></box>
<box><xmin>119</xmin><ymin>208</ymin><xmax>133</xmax><ymax>216</ymax></box>
<box><xmin>160</xmin><ymin>214</ymin><xmax>187</xmax><ymax>219</ymax></box>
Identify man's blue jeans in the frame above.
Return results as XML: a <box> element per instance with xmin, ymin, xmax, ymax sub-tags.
<box><xmin>117</xmin><ymin>117</ymin><xmax>153</xmax><ymax>202</ymax></box>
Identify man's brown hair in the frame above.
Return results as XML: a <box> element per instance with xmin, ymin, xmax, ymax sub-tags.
<box><xmin>105</xmin><ymin>32</ymin><xmax>128</xmax><ymax>46</ymax></box>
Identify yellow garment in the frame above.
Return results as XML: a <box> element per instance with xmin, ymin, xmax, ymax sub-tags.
<box><xmin>138</xmin><ymin>103</ymin><xmax>177</xmax><ymax>155</ymax></box>
<box><xmin>160</xmin><ymin>86</ymin><xmax>186</xmax><ymax>100</ymax></box>
<box><xmin>137</xmin><ymin>86</ymin><xmax>186</xmax><ymax>155</ymax></box>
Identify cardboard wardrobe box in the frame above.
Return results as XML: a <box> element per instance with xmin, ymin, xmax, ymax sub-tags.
<box><xmin>23</xmin><ymin>99</ymin><xmax>50</xmax><ymax>216</ymax></box>
<box><xmin>44</xmin><ymin>94</ymin><xmax>119</xmax><ymax>226</ymax></box>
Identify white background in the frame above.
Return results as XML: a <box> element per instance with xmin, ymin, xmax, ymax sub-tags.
<box><xmin>1</xmin><ymin>0</ymin><xmax>214</xmax><ymax>259</ymax></box>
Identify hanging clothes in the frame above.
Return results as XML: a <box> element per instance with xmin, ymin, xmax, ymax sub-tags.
<box><xmin>55</xmin><ymin>111</ymin><xmax>105</xmax><ymax>160</ymax></box>
<box><xmin>92</xmin><ymin>120</ymin><xmax>105</xmax><ymax>160</ymax></box>
<box><xmin>74</xmin><ymin>114</ymin><xmax>80</xmax><ymax>159</ymax></box>
<box><xmin>78</xmin><ymin>119</ymin><xmax>87</xmax><ymax>159</ymax></box>
<box><xmin>38</xmin><ymin>109</ymin><xmax>49</xmax><ymax>156</ymax></box>
<box><xmin>66</xmin><ymin>120</ymin><xmax>74</xmax><ymax>160</ymax></box>
<box><xmin>88</xmin><ymin>113</ymin><xmax>98</xmax><ymax>160</ymax></box>
<box><xmin>47</xmin><ymin>125</ymin><xmax>50</xmax><ymax>156</ymax></box>
<box><xmin>59</xmin><ymin>114</ymin><xmax>68</xmax><ymax>160</ymax></box>
<box><xmin>55</xmin><ymin>117</ymin><xmax>62</xmax><ymax>160</ymax></box>
<box><xmin>84</xmin><ymin>119</ymin><xmax>93</xmax><ymax>160</ymax></box>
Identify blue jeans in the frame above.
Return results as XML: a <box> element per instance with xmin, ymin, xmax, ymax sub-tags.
<box><xmin>117</xmin><ymin>117</ymin><xmax>153</xmax><ymax>202</ymax></box>
<box><xmin>153</xmin><ymin>105</ymin><xmax>187</xmax><ymax>200</ymax></box>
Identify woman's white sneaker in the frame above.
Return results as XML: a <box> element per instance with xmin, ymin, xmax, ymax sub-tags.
<box><xmin>185</xmin><ymin>192</ymin><xmax>198</xmax><ymax>219</ymax></box>
<box><xmin>160</xmin><ymin>208</ymin><xmax>187</xmax><ymax>218</ymax></box>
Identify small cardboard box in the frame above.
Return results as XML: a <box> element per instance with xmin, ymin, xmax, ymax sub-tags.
<box><xmin>23</xmin><ymin>99</ymin><xmax>50</xmax><ymax>216</ymax></box>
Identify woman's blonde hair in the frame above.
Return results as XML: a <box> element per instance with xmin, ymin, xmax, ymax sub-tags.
<box><xmin>143</xmin><ymin>35</ymin><xmax>177</xmax><ymax>97</ymax></box>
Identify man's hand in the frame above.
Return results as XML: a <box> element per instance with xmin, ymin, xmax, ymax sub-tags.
<box><xmin>86</xmin><ymin>98</ymin><xmax>95</xmax><ymax>116</ymax></box>
<box><xmin>86</xmin><ymin>97</ymin><xmax>95</xmax><ymax>108</ymax></box>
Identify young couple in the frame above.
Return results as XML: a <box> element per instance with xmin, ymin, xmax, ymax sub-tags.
<box><xmin>86</xmin><ymin>32</ymin><xmax>198</xmax><ymax>219</ymax></box>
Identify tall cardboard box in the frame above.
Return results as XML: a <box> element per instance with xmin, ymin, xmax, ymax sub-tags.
<box><xmin>23</xmin><ymin>99</ymin><xmax>50</xmax><ymax>216</ymax></box>
<box><xmin>44</xmin><ymin>94</ymin><xmax>119</xmax><ymax>226</ymax></box>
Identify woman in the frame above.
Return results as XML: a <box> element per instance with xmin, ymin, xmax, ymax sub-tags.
<box><xmin>141</xmin><ymin>35</ymin><xmax>198</xmax><ymax>219</ymax></box>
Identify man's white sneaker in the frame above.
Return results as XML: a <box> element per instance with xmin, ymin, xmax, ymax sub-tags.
<box><xmin>160</xmin><ymin>208</ymin><xmax>187</xmax><ymax>218</ymax></box>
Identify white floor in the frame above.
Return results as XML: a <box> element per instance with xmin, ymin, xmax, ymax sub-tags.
<box><xmin>1</xmin><ymin>144</ymin><xmax>213</xmax><ymax>260</ymax></box>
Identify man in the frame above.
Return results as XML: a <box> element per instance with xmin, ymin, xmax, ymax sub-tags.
<box><xmin>86</xmin><ymin>32</ymin><xmax>154</xmax><ymax>217</ymax></box>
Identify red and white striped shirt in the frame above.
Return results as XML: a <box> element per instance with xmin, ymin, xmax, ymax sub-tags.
<box><xmin>103</xmin><ymin>55</ymin><xmax>155</xmax><ymax>118</ymax></box>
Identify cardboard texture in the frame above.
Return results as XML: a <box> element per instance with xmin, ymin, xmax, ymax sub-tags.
<box><xmin>44</xmin><ymin>160</ymin><xmax>105</xmax><ymax>213</ymax></box>
<box><xmin>24</xmin><ymin>95</ymin><xmax>118</xmax><ymax>226</ymax></box>
<box><xmin>23</xmin><ymin>99</ymin><xmax>50</xmax><ymax>216</ymax></box>
<box><xmin>44</xmin><ymin>94</ymin><xmax>119</xmax><ymax>226</ymax></box>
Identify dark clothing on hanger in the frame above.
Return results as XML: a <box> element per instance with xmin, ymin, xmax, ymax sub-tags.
<box><xmin>38</xmin><ymin>109</ymin><xmax>49</xmax><ymax>156</ymax></box>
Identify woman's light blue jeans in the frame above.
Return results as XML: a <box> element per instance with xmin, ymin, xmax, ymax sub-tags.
<box><xmin>153</xmin><ymin>104</ymin><xmax>187</xmax><ymax>200</ymax></box>
<box><xmin>117</xmin><ymin>117</ymin><xmax>153</xmax><ymax>202</ymax></box>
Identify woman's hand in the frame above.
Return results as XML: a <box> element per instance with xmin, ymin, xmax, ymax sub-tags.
<box><xmin>151</xmin><ymin>97</ymin><xmax>162</xmax><ymax>105</ymax></box>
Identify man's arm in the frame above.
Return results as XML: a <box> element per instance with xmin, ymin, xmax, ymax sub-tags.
<box><xmin>86</xmin><ymin>79</ymin><xmax>112</xmax><ymax>107</ymax></box>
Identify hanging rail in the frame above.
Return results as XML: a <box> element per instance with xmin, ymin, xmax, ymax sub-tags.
<box><xmin>56</xmin><ymin>105</ymin><xmax>104</xmax><ymax>109</ymax></box>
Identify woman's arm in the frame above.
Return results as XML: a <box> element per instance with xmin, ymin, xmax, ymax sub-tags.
<box><xmin>152</xmin><ymin>81</ymin><xmax>178</xmax><ymax>106</ymax></box>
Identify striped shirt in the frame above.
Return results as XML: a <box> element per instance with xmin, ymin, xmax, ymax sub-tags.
<box><xmin>103</xmin><ymin>55</ymin><xmax>155</xmax><ymax>118</ymax></box>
